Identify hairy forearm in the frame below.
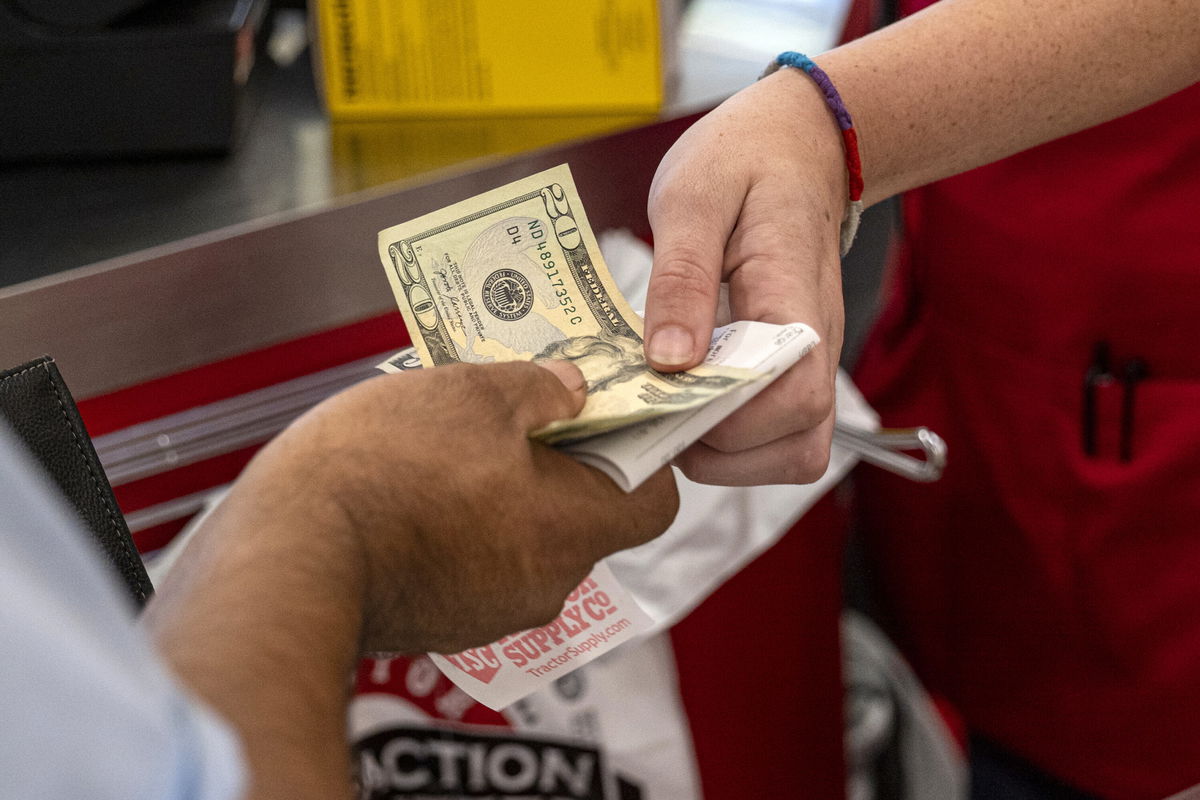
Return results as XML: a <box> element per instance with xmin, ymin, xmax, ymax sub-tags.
<box><xmin>135</xmin><ymin>362</ymin><xmax>672</xmax><ymax>799</ymax></box>
<box><xmin>143</xmin><ymin>462</ymin><xmax>371</xmax><ymax>800</ymax></box>
<box><xmin>814</xmin><ymin>0</ymin><xmax>1200</xmax><ymax>205</ymax></box>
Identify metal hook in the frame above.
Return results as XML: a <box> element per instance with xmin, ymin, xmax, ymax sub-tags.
<box><xmin>833</xmin><ymin>422</ymin><xmax>948</xmax><ymax>483</ymax></box>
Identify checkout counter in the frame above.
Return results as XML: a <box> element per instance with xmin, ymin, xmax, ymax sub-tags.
<box><xmin>0</xmin><ymin>4</ymin><xmax>887</xmax><ymax>796</ymax></box>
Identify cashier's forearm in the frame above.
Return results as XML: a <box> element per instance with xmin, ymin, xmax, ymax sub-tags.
<box><xmin>815</xmin><ymin>0</ymin><xmax>1200</xmax><ymax>206</ymax></box>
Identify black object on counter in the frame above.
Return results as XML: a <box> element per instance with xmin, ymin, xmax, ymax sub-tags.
<box><xmin>0</xmin><ymin>0</ymin><xmax>268</xmax><ymax>160</ymax></box>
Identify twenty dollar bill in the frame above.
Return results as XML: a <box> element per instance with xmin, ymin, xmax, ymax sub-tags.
<box><xmin>377</xmin><ymin>164</ymin><xmax>761</xmax><ymax>443</ymax></box>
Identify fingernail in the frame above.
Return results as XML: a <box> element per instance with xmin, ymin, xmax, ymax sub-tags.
<box><xmin>648</xmin><ymin>326</ymin><xmax>694</xmax><ymax>367</ymax></box>
<box><xmin>536</xmin><ymin>359</ymin><xmax>586</xmax><ymax>392</ymax></box>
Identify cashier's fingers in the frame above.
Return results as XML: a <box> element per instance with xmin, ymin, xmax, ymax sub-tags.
<box><xmin>700</xmin><ymin>347</ymin><xmax>836</xmax><ymax>454</ymax></box>
<box><xmin>675</xmin><ymin>415</ymin><xmax>836</xmax><ymax>486</ymax></box>
<box><xmin>643</xmin><ymin>135</ymin><xmax>744</xmax><ymax>372</ymax></box>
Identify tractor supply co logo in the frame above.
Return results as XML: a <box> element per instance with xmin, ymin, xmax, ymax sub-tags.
<box><xmin>442</xmin><ymin>645</ymin><xmax>502</xmax><ymax>685</ymax></box>
<box><xmin>440</xmin><ymin>575</ymin><xmax>628</xmax><ymax>686</ymax></box>
<box><xmin>355</xmin><ymin>726</ymin><xmax>613</xmax><ymax>799</ymax></box>
<box><xmin>481</xmin><ymin>269</ymin><xmax>534</xmax><ymax>322</ymax></box>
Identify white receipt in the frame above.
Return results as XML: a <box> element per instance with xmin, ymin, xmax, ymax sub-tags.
<box><xmin>563</xmin><ymin>320</ymin><xmax>818</xmax><ymax>491</ymax></box>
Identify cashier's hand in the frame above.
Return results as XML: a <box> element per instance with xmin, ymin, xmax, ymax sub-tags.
<box><xmin>229</xmin><ymin>360</ymin><xmax>679</xmax><ymax>655</ymax></box>
<box><xmin>643</xmin><ymin>71</ymin><xmax>847</xmax><ymax>486</ymax></box>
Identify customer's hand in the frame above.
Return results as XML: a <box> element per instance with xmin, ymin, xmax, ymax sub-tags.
<box><xmin>644</xmin><ymin>70</ymin><xmax>847</xmax><ymax>486</ymax></box>
<box><xmin>220</xmin><ymin>360</ymin><xmax>679</xmax><ymax>654</ymax></box>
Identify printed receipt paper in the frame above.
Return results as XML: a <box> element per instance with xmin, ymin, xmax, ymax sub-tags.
<box><xmin>376</xmin><ymin>164</ymin><xmax>818</xmax><ymax>708</ymax></box>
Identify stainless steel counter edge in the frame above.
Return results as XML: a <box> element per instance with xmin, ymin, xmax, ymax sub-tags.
<box><xmin>0</xmin><ymin>113</ymin><xmax>698</xmax><ymax>399</ymax></box>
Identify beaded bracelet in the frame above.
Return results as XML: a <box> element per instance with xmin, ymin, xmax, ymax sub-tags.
<box><xmin>761</xmin><ymin>51</ymin><xmax>864</xmax><ymax>256</ymax></box>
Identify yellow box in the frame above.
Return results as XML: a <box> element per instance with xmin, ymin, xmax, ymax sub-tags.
<box><xmin>312</xmin><ymin>0</ymin><xmax>667</xmax><ymax>118</ymax></box>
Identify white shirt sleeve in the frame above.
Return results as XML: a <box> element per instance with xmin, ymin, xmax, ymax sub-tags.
<box><xmin>0</xmin><ymin>424</ymin><xmax>245</xmax><ymax>800</ymax></box>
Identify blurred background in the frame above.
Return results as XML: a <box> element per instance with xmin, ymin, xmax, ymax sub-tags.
<box><xmin>0</xmin><ymin>0</ymin><xmax>853</xmax><ymax>286</ymax></box>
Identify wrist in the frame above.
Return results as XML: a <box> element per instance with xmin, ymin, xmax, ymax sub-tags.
<box><xmin>760</xmin><ymin>53</ymin><xmax>863</xmax><ymax>253</ymax></box>
<box><xmin>145</xmin><ymin>458</ymin><xmax>372</xmax><ymax>800</ymax></box>
<box><xmin>224</xmin><ymin>420</ymin><xmax>391</xmax><ymax>654</ymax></box>
<box><xmin>246</xmin><ymin>396</ymin><xmax>430</xmax><ymax>654</ymax></box>
<box><xmin>745</xmin><ymin>70</ymin><xmax>847</xmax><ymax>210</ymax></box>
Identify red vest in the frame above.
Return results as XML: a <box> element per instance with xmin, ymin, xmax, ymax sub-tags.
<box><xmin>853</xmin><ymin>4</ymin><xmax>1200</xmax><ymax>795</ymax></box>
